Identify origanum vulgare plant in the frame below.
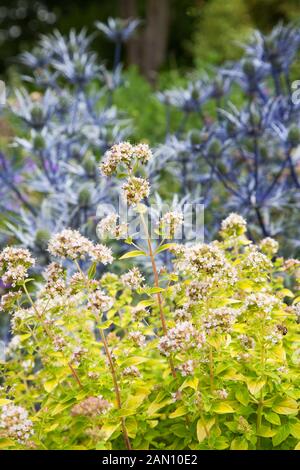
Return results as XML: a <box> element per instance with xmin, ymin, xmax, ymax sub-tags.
<box><xmin>0</xmin><ymin>142</ymin><xmax>299</xmax><ymax>450</ymax></box>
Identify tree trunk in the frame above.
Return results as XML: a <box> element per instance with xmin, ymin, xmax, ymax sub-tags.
<box><xmin>119</xmin><ymin>0</ymin><xmax>170</xmax><ymax>84</ymax></box>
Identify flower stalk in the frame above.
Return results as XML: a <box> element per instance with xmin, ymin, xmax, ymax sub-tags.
<box><xmin>99</xmin><ymin>329</ymin><xmax>132</xmax><ymax>450</ymax></box>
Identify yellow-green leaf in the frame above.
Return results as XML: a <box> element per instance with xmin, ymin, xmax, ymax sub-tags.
<box><xmin>0</xmin><ymin>438</ymin><xmax>15</xmax><ymax>449</ymax></box>
<box><xmin>230</xmin><ymin>437</ymin><xmax>248</xmax><ymax>450</ymax></box>
<box><xmin>119</xmin><ymin>250</ymin><xmax>146</xmax><ymax>260</ymax></box>
<box><xmin>247</xmin><ymin>378</ymin><xmax>265</xmax><ymax>396</ymax></box>
<box><xmin>257</xmin><ymin>425</ymin><xmax>276</xmax><ymax>437</ymax></box>
<box><xmin>272</xmin><ymin>424</ymin><xmax>290</xmax><ymax>446</ymax></box>
<box><xmin>179</xmin><ymin>376</ymin><xmax>199</xmax><ymax>391</ymax></box>
<box><xmin>147</xmin><ymin>399</ymin><xmax>173</xmax><ymax>416</ymax></box>
<box><xmin>235</xmin><ymin>388</ymin><xmax>250</xmax><ymax>407</ymax></box>
<box><xmin>290</xmin><ymin>422</ymin><xmax>300</xmax><ymax>439</ymax></box>
<box><xmin>169</xmin><ymin>406</ymin><xmax>187</xmax><ymax>418</ymax></box>
<box><xmin>0</xmin><ymin>399</ymin><xmax>11</xmax><ymax>406</ymax></box>
<box><xmin>44</xmin><ymin>378</ymin><xmax>59</xmax><ymax>393</ymax></box>
<box><xmin>155</xmin><ymin>243</ymin><xmax>177</xmax><ymax>255</ymax></box>
<box><xmin>197</xmin><ymin>418</ymin><xmax>215</xmax><ymax>443</ymax></box>
<box><xmin>273</xmin><ymin>398</ymin><xmax>298</xmax><ymax>415</ymax></box>
<box><xmin>212</xmin><ymin>402</ymin><xmax>235</xmax><ymax>414</ymax></box>
<box><xmin>101</xmin><ymin>422</ymin><xmax>121</xmax><ymax>441</ymax></box>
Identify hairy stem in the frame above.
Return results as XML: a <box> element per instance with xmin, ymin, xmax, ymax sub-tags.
<box><xmin>99</xmin><ymin>329</ymin><xmax>132</xmax><ymax>450</ymax></box>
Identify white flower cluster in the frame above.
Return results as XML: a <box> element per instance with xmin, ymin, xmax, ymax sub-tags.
<box><xmin>158</xmin><ymin>211</ymin><xmax>184</xmax><ymax>238</ymax></box>
<box><xmin>220</xmin><ymin>213</ymin><xmax>247</xmax><ymax>238</ymax></box>
<box><xmin>122</xmin><ymin>366</ymin><xmax>141</xmax><ymax>377</ymax></box>
<box><xmin>71</xmin><ymin>346</ymin><xmax>88</xmax><ymax>366</ymax></box>
<box><xmin>100</xmin><ymin>142</ymin><xmax>152</xmax><ymax>176</ymax></box>
<box><xmin>177</xmin><ymin>359</ymin><xmax>194</xmax><ymax>376</ymax></box>
<box><xmin>242</xmin><ymin>246</ymin><xmax>272</xmax><ymax>273</ymax></box>
<box><xmin>88</xmin><ymin>289</ymin><xmax>114</xmax><ymax>314</ymax></box>
<box><xmin>203</xmin><ymin>307</ymin><xmax>239</xmax><ymax>334</ymax></box>
<box><xmin>121</xmin><ymin>267</ymin><xmax>144</xmax><ymax>290</ymax></box>
<box><xmin>71</xmin><ymin>396</ymin><xmax>112</xmax><ymax>417</ymax></box>
<box><xmin>180</xmin><ymin>243</ymin><xmax>237</xmax><ymax>284</ymax></box>
<box><xmin>216</xmin><ymin>389</ymin><xmax>229</xmax><ymax>399</ymax></box>
<box><xmin>292</xmin><ymin>304</ymin><xmax>300</xmax><ymax>324</ymax></box>
<box><xmin>42</xmin><ymin>262</ymin><xmax>66</xmax><ymax>297</ymax></box>
<box><xmin>259</xmin><ymin>237</ymin><xmax>279</xmax><ymax>256</ymax></box>
<box><xmin>0</xmin><ymin>247</ymin><xmax>35</xmax><ymax>286</ymax></box>
<box><xmin>0</xmin><ymin>290</ymin><xmax>22</xmax><ymax>311</ymax></box>
<box><xmin>185</xmin><ymin>279</ymin><xmax>214</xmax><ymax>303</ymax></box>
<box><xmin>0</xmin><ymin>403</ymin><xmax>33</xmax><ymax>444</ymax></box>
<box><xmin>158</xmin><ymin>321</ymin><xmax>205</xmax><ymax>356</ymax></box>
<box><xmin>90</xmin><ymin>243</ymin><xmax>113</xmax><ymax>265</ymax></box>
<box><xmin>174</xmin><ymin>306</ymin><xmax>192</xmax><ymax>321</ymax></box>
<box><xmin>265</xmin><ymin>328</ymin><xmax>284</xmax><ymax>345</ymax></box>
<box><xmin>97</xmin><ymin>213</ymin><xmax>128</xmax><ymax>240</ymax></box>
<box><xmin>245</xmin><ymin>292</ymin><xmax>279</xmax><ymax>314</ymax></box>
<box><xmin>128</xmin><ymin>331</ymin><xmax>146</xmax><ymax>347</ymax></box>
<box><xmin>48</xmin><ymin>229</ymin><xmax>113</xmax><ymax>264</ymax></box>
<box><xmin>131</xmin><ymin>305</ymin><xmax>149</xmax><ymax>322</ymax></box>
<box><xmin>122</xmin><ymin>176</ymin><xmax>150</xmax><ymax>206</ymax></box>
<box><xmin>238</xmin><ymin>334</ymin><xmax>255</xmax><ymax>349</ymax></box>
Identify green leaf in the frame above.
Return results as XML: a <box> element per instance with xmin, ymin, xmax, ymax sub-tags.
<box><xmin>230</xmin><ymin>437</ymin><xmax>248</xmax><ymax>450</ymax></box>
<box><xmin>257</xmin><ymin>425</ymin><xmax>276</xmax><ymax>437</ymax></box>
<box><xmin>235</xmin><ymin>388</ymin><xmax>250</xmax><ymax>407</ymax></box>
<box><xmin>120</xmin><ymin>356</ymin><xmax>149</xmax><ymax>367</ymax></box>
<box><xmin>273</xmin><ymin>397</ymin><xmax>298</xmax><ymax>415</ymax></box>
<box><xmin>135</xmin><ymin>299</ymin><xmax>155</xmax><ymax>308</ymax></box>
<box><xmin>264</xmin><ymin>411</ymin><xmax>281</xmax><ymax>426</ymax></box>
<box><xmin>119</xmin><ymin>250</ymin><xmax>146</xmax><ymax>260</ymax></box>
<box><xmin>290</xmin><ymin>422</ymin><xmax>300</xmax><ymax>439</ymax></box>
<box><xmin>123</xmin><ymin>388</ymin><xmax>149</xmax><ymax>414</ymax></box>
<box><xmin>246</xmin><ymin>378</ymin><xmax>265</xmax><ymax>396</ymax></box>
<box><xmin>272</xmin><ymin>424</ymin><xmax>290</xmax><ymax>447</ymax></box>
<box><xmin>144</xmin><ymin>287</ymin><xmax>164</xmax><ymax>294</ymax></box>
<box><xmin>214</xmin><ymin>436</ymin><xmax>229</xmax><ymax>449</ymax></box>
<box><xmin>212</xmin><ymin>402</ymin><xmax>235</xmax><ymax>414</ymax></box>
<box><xmin>197</xmin><ymin>418</ymin><xmax>215</xmax><ymax>443</ymax></box>
<box><xmin>44</xmin><ymin>378</ymin><xmax>59</xmax><ymax>393</ymax></box>
<box><xmin>0</xmin><ymin>438</ymin><xmax>15</xmax><ymax>449</ymax></box>
<box><xmin>98</xmin><ymin>320</ymin><xmax>113</xmax><ymax>330</ymax></box>
<box><xmin>179</xmin><ymin>376</ymin><xmax>199</xmax><ymax>391</ymax></box>
<box><xmin>126</xmin><ymin>417</ymin><xmax>138</xmax><ymax>439</ymax></box>
<box><xmin>101</xmin><ymin>422</ymin><xmax>121</xmax><ymax>441</ymax></box>
<box><xmin>169</xmin><ymin>406</ymin><xmax>188</xmax><ymax>418</ymax></box>
<box><xmin>154</xmin><ymin>243</ymin><xmax>177</xmax><ymax>255</ymax></box>
<box><xmin>295</xmin><ymin>442</ymin><xmax>300</xmax><ymax>450</ymax></box>
<box><xmin>0</xmin><ymin>399</ymin><xmax>11</xmax><ymax>406</ymax></box>
<box><xmin>147</xmin><ymin>399</ymin><xmax>173</xmax><ymax>416</ymax></box>
<box><xmin>87</xmin><ymin>262</ymin><xmax>97</xmax><ymax>279</ymax></box>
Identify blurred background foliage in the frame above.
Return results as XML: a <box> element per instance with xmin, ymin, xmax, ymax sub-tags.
<box><xmin>1</xmin><ymin>0</ymin><xmax>300</xmax><ymax>144</ymax></box>
<box><xmin>1</xmin><ymin>0</ymin><xmax>300</xmax><ymax>77</ymax></box>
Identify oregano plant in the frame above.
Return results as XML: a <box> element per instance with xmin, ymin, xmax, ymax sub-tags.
<box><xmin>0</xmin><ymin>142</ymin><xmax>299</xmax><ymax>450</ymax></box>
